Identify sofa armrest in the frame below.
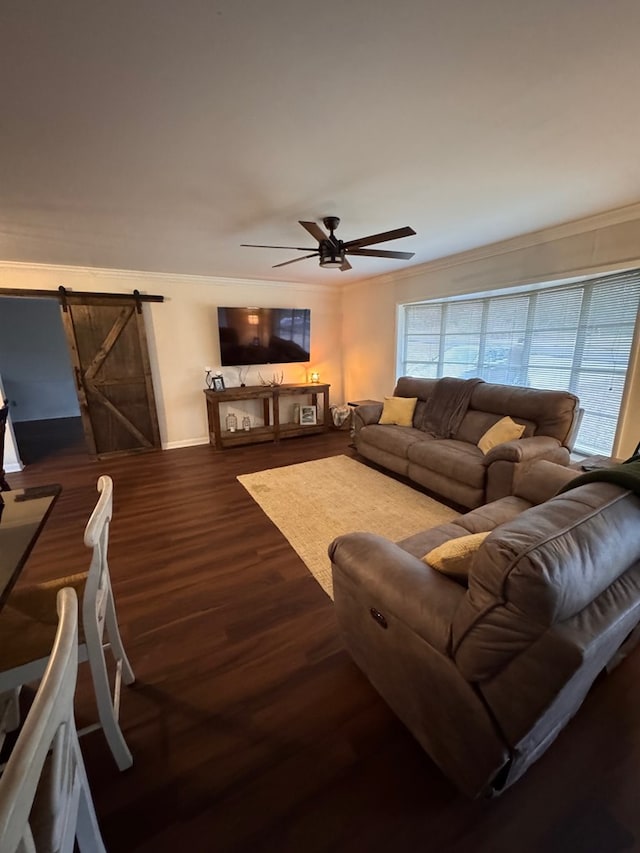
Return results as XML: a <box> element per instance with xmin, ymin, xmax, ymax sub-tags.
<box><xmin>329</xmin><ymin>532</ymin><xmax>466</xmax><ymax>656</ymax></box>
<box><xmin>353</xmin><ymin>403</ymin><xmax>383</xmax><ymax>432</ymax></box>
<box><xmin>513</xmin><ymin>459</ymin><xmax>581</xmax><ymax>505</ymax></box>
<box><xmin>484</xmin><ymin>437</ymin><xmax>572</xmax><ymax>503</ymax></box>
<box><xmin>484</xmin><ymin>435</ymin><xmax>564</xmax><ymax>464</ymax></box>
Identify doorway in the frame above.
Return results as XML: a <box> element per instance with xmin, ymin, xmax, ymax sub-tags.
<box><xmin>0</xmin><ymin>288</ymin><xmax>163</xmax><ymax>464</ymax></box>
<box><xmin>0</xmin><ymin>296</ymin><xmax>85</xmax><ymax>464</ymax></box>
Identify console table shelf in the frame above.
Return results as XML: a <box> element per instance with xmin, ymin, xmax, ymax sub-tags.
<box><xmin>204</xmin><ymin>383</ymin><xmax>330</xmax><ymax>450</ymax></box>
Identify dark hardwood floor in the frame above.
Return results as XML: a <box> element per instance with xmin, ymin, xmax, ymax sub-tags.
<box><xmin>12</xmin><ymin>416</ymin><xmax>85</xmax><ymax>464</ymax></box>
<box><xmin>6</xmin><ymin>432</ymin><xmax>640</xmax><ymax>852</ymax></box>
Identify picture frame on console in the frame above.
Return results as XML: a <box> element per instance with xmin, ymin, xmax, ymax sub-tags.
<box><xmin>213</xmin><ymin>376</ymin><xmax>226</xmax><ymax>392</ymax></box>
<box><xmin>300</xmin><ymin>405</ymin><xmax>317</xmax><ymax>425</ymax></box>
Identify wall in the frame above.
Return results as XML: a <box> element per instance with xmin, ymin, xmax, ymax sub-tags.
<box><xmin>0</xmin><ymin>297</ymin><xmax>80</xmax><ymax>421</ymax></box>
<box><xmin>0</xmin><ymin>264</ymin><xmax>343</xmax><ymax>449</ymax></box>
<box><xmin>342</xmin><ymin>202</ymin><xmax>640</xmax><ymax>458</ymax></box>
<box><xmin>6</xmin><ymin>201</ymin><xmax>640</xmax><ymax>458</ymax></box>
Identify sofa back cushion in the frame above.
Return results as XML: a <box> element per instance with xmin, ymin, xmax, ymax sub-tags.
<box><xmin>394</xmin><ymin>376</ymin><xmax>438</xmax><ymax>403</ymax></box>
<box><xmin>456</xmin><ymin>411</ymin><xmax>535</xmax><ymax>445</ymax></box>
<box><xmin>467</xmin><ymin>382</ymin><xmax>579</xmax><ymax>444</ymax></box>
<box><xmin>394</xmin><ymin>377</ymin><xmax>439</xmax><ymax>430</ymax></box>
<box><xmin>451</xmin><ymin>483</ymin><xmax>640</xmax><ymax>681</ymax></box>
<box><xmin>412</xmin><ymin>399</ymin><xmax>429</xmax><ymax>429</ymax></box>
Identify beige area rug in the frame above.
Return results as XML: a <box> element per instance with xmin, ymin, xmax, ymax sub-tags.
<box><xmin>237</xmin><ymin>455</ymin><xmax>458</xmax><ymax>598</ymax></box>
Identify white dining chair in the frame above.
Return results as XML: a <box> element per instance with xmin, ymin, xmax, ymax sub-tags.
<box><xmin>0</xmin><ymin>688</ymin><xmax>20</xmax><ymax>764</ymax></box>
<box><xmin>0</xmin><ymin>587</ymin><xmax>107</xmax><ymax>853</ymax></box>
<box><xmin>0</xmin><ymin>475</ymin><xmax>135</xmax><ymax>770</ymax></box>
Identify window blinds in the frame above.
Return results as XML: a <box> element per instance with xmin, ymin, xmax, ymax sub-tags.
<box><xmin>400</xmin><ymin>270</ymin><xmax>640</xmax><ymax>455</ymax></box>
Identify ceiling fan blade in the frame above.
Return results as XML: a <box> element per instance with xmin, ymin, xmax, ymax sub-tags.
<box><xmin>340</xmin><ymin>256</ymin><xmax>352</xmax><ymax>271</ymax></box>
<box><xmin>299</xmin><ymin>220</ymin><xmax>329</xmax><ymax>242</ymax></box>
<box><xmin>272</xmin><ymin>253</ymin><xmax>318</xmax><ymax>268</ymax></box>
<box><xmin>241</xmin><ymin>243</ymin><xmax>317</xmax><ymax>251</ymax></box>
<box><xmin>347</xmin><ymin>248</ymin><xmax>415</xmax><ymax>260</ymax></box>
<box><xmin>343</xmin><ymin>226</ymin><xmax>416</xmax><ymax>250</ymax></box>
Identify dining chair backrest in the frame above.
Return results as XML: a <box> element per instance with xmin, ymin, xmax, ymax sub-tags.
<box><xmin>0</xmin><ymin>474</ymin><xmax>135</xmax><ymax>772</ymax></box>
<box><xmin>83</xmin><ymin>474</ymin><xmax>114</xmax><ymax>656</ymax></box>
<box><xmin>0</xmin><ymin>588</ymin><xmax>106</xmax><ymax>852</ymax></box>
<box><xmin>80</xmin><ymin>474</ymin><xmax>135</xmax><ymax>771</ymax></box>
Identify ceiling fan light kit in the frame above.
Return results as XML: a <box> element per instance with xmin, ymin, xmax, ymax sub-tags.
<box><xmin>242</xmin><ymin>216</ymin><xmax>416</xmax><ymax>272</ymax></box>
<box><xmin>319</xmin><ymin>244</ymin><xmax>344</xmax><ymax>269</ymax></box>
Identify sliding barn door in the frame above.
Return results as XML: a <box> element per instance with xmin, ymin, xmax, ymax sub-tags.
<box><xmin>60</xmin><ymin>294</ymin><xmax>161</xmax><ymax>458</ymax></box>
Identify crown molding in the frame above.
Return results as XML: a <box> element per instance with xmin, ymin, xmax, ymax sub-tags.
<box><xmin>356</xmin><ymin>200</ymin><xmax>640</xmax><ymax>286</ymax></box>
<box><xmin>0</xmin><ymin>259</ymin><xmax>341</xmax><ymax>294</ymax></box>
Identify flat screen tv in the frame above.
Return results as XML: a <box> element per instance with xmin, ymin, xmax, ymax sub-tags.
<box><xmin>217</xmin><ymin>307</ymin><xmax>311</xmax><ymax>366</ymax></box>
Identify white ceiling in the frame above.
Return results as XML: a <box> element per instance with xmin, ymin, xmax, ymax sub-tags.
<box><xmin>1</xmin><ymin>0</ymin><xmax>640</xmax><ymax>285</ymax></box>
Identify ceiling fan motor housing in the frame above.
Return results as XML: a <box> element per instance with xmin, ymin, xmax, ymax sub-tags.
<box><xmin>322</xmin><ymin>216</ymin><xmax>340</xmax><ymax>234</ymax></box>
<box><xmin>319</xmin><ymin>239</ymin><xmax>344</xmax><ymax>267</ymax></box>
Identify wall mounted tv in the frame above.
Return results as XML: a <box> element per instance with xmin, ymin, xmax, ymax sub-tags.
<box><xmin>217</xmin><ymin>307</ymin><xmax>311</xmax><ymax>366</ymax></box>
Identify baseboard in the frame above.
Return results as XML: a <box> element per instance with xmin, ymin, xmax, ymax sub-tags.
<box><xmin>162</xmin><ymin>437</ymin><xmax>211</xmax><ymax>450</ymax></box>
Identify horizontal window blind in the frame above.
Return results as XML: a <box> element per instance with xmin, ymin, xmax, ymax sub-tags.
<box><xmin>400</xmin><ymin>270</ymin><xmax>640</xmax><ymax>455</ymax></box>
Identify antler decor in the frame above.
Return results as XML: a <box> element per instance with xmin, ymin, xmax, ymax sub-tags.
<box><xmin>258</xmin><ymin>371</ymin><xmax>284</xmax><ymax>386</ymax></box>
<box><xmin>235</xmin><ymin>366</ymin><xmax>250</xmax><ymax>387</ymax></box>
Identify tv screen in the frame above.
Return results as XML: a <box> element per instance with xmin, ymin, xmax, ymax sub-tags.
<box><xmin>217</xmin><ymin>307</ymin><xmax>311</xmax><ymax>366</ymax></box>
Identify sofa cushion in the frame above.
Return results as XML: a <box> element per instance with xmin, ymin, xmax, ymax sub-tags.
<box><xmin>423</xmin><ymin>532</ymin><xmax>491</xmax><ymax>582</ymax></box>
<box><xmin>379</xmin><ymin>396</ymin><xmax>418</xmax><ymax>427</ymax></box>
<box><xmin>456</xmin><ymin>410</ymin><xmax>534</xmax><ymax>445</ymax></box>
<box><xmin>359</xmin><ymin>423</ymin><xmax>425</xmax><ymax>458</ymax></box>
<box><xmin>468</xmin><ymin>382</ymin><xmax>579</xmax><ymax>444</ymax></box>
<box><xmin>478</xmin><ymin>417</ymin><xmax>525</xmax><ymax>454</ymax></box>
<box><xmin>398</xmin><ymin>496</ymin><xmax>534</xmax><ymax>562</ymax></box>
<box><xmin>413</xmin><ymin>399</ymin><xmax>428</xmax><ymax>429</ymax></box>
<box><xmin>408</xmin><ymin>439</ymin><xmax>487</xmax><ymax>489</ymax></box>
<box><xmin>394</xmin><ymin>376</ymin><xmax>438</xmax><ymax>402</ymax></box>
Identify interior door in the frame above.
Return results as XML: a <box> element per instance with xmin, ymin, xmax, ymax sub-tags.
<box><xmin>60</xmin><ymin>294</ymin><xmax>161</xmax><ymax>458</ymax></box>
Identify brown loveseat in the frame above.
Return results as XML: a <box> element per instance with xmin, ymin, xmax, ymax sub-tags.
<box><xmin>329</xmin><ymin>461</ymin><xmax>640</xmax><ymax>797</ymax></box>
<box><xmin>354</xmin><ymin>377</ymin><xmax>581</xmax><ymax>508</ymax></box>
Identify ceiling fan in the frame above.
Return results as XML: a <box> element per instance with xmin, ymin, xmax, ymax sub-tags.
<box><xmin>241</xmin><ymin>217</ymin><xmax>416</xmax><ymax>272</ymax></box>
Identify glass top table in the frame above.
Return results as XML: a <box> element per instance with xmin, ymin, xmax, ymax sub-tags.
<box><xmin>0</xmin><ymin>484</ymin><xmax>62</xmax><ymax>610</ymax></box>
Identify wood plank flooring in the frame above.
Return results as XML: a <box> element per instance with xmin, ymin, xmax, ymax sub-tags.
<box><xmin>6</xmin><ymin>433</ymin><xmax>640</xmax><ymax>852</ymax></box>
<box><xmin>12</xmin><ymin>416</ymin><xmax>85</xmax><ymax>464</ymax></box>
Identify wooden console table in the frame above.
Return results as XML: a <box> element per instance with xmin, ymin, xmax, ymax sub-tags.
<box><xmin>204</xmin><ymin>383</ymin><xmax>330</xmax><ymax>450</ymax></box>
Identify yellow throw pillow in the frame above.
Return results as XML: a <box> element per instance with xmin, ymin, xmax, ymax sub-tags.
<box><xmin>422</xmin><ymin>531</ymin><xmax>491</xmax><ymax>580</ymax></box>
<box><xmin>477</xmin><ymin>416</ymin><xmax>525</xmax><ymax>454</ymax></box>
<box><xmin>378</xmin><ymin>396</ymin><xmax>418</xmax><ymax>427</ymax></box>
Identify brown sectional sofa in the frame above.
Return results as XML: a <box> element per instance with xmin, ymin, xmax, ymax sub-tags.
<box><xmin>354</xmin><ymin>376</ymin><xmax>581</xmax><ymax>508</ymax></box>
<box><xmin>329</xmin><ymin>460</ymin><xmax>640</xmax><ymax>796</ymax></box>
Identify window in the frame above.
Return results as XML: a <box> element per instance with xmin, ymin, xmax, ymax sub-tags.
<box><xmin>399</xmin><ymin>270</ymin><xmax>640</xmax><ymax>456</ymax></box>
